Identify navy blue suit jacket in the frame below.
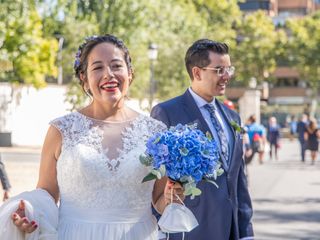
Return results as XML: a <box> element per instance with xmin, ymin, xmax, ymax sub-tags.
<box><xmin>151</xmin><ymin>90</ymin><xmax>253</xmax><ymax>240</ymax></box>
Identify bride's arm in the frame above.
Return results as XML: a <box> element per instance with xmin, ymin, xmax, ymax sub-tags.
<box><xmin>152</xmin><ymin>177</ymin><xmax>167</xmax><ymax>214</ymax></box>
<box><xmin>36</xmin><ymin>125</ymin><xmax>61</xmax><ymax>203</ymax></box>
<box><xmin>11</xmin><ymin>125</ymin><xmax>61</xmax><ymax>234</ymax></box>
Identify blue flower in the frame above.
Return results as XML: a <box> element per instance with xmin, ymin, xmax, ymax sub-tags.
<box><xmin>141</xmin><ymin>124</ymin><xmax>223</xmax><ymax>198</ymax></box>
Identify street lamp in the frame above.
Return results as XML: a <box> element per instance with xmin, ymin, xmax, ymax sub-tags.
<box><xmin>148</xmin><ymin>43</ymin><xmax>158</xmax><ymax>110</ymax></box>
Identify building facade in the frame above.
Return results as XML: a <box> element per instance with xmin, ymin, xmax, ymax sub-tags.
<box><xmin>232</xmin><ymin>0</ymin><xmax>320</xmax><ymax>125</ymax></box>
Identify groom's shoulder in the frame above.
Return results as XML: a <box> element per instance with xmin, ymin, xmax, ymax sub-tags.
<box><xmin>154</xmin><ymin>91</ymin><xmax>187</xmax><ymax>110</ymax></box>
<box><xmin>219</xmin><ymin>100</ymin><xmax>241</xmax><ymax>122</ymax></box>
<box><xmin>151</xmin><ymin>93</ymin><xmax>185</xmax><ymax>122</ymax></box>
<box><xmin>158</xmin><ymin>95</ymin><xmax>183</xmax><ymax>108</ymax></box>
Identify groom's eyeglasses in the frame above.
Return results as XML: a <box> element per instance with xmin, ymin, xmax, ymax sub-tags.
<box><xmin>201</xmin><ymin>66</ymin><xmax>235</xmax><ymax>77</ymax></box>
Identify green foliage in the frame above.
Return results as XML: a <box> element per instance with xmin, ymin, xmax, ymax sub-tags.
<box><xmin>192</xmin><ymin>0</ymin><xmax>241</xmax><ymax>44</ymax></box>
<box><xmin>128</xmin><ymin>0</ymin><xmax>240</xmax><ymax>100</ymax></box>
<box><xmin>2</xmin><ymin>0</ymin><xmax>318</xmax><ymax>110</ymax></box>
<box><xmin>60</xmin><ymin>16</ymin><xmax>99</xmax><ymax>83</ymax></box>
<box><xmin>141</xmin><ymin>172</ymin><xmax>157</xmax><ymax>183</ymax></box>
<box><xmin>0</xmin><ymin>1</ymin><xmax>58</xmax><ymax>88</ymax></box>
<box><xmin>232</xmin><ymin>11</ymin><xmax>283</xmax><ymax>86</ymax></box>
<box><xmin>131</xmin><ymin>0</ymin><xmax>207</xmax><ymax>100</ymax></box>
<box><xmin>64</xmin><ymin>79</ymin><xmax>90</xmax><ymax>111</ymax></box>
<box><xmin>141</xmin><ymin>164</ymin><xmax>166</xmax><ymax>183</ymax></box>
<box><xmin>286</xmin><ymin>11</ymin><xmax>320</xmax><ymax>93</ymax></box>
<box><xmin>52</xmin><ymin>0</ymin><xmax>241</xmax><ymax>105</ymax></box>
<box><xmin>230</xmin><ymin>120</ymin><xmax>243</xmax><ymax>133</ymax></box>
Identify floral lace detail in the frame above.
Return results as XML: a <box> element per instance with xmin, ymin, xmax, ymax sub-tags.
<box><xmin>50</xmin><ymin>112</ymin><xmax>103</xmax><ymax>152</ymax></box>
<box><xmin>50</xmin><ymin>112</ymin><xmax>166</xmax><ymax>210</ymax></box>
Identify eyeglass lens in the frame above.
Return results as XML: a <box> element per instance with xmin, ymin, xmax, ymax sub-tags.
<box><xmin>218</xmin><ymin>67</ymin><xmax>234</xmax><ymax>76</ymax></box>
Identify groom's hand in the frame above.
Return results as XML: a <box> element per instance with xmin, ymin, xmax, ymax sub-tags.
<box><xmin>164</xmin><ymin>180</ymin><xmax>185</xmax><ymax>205</ymax></box>
<box><xmin>12</xmin><ymin>200</ymin><xmax>38</xmax><ymax>233</ymax></box>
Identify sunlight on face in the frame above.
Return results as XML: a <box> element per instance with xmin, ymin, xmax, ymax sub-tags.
<box><xmin>86</xmin><ymin>42</ymin><xmax>132</xmax><ymax>105</ymax></box>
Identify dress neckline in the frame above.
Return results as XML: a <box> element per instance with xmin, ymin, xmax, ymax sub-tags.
<box><xmin>75</xmin><ymin>111</ymin><xmax>142</xmax><ymax>124</ymax></box>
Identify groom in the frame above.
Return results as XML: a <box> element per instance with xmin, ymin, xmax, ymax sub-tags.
<box><xmin>151</xmin><ymin>39</ymin><xmax>253</xmax><ymax>239</ymax></box>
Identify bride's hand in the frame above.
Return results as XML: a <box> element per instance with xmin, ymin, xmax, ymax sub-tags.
<box><xmin>164</xmin><ymin>180</ymin><xmax>185</xmax><ymax>205</ymax></box>
<box><xmin>11</xmin><ymin>200</ymin><xmax>38</xmax><ymax>233</ymax></box>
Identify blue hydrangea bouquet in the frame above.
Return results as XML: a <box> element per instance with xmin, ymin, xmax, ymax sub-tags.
<box><xmin>140</xmin><ymin>123</ymin><xmax>224</xmax><ymax>199</ymax></box>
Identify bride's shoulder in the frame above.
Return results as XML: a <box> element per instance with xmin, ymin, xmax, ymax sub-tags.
<box><xmin>136</xmin><ymin>114</ymin><xmax>167</xmax><ymax>132</ymax></box>
<box><xmin>50</xmin><ymin>112</ymin><xmax>78</xmax><ymax>124</ymax></box>
<box><xmin>49</xmin><ymin>112</ymin><xmax>87</xmax><ymax>132</ymax></box>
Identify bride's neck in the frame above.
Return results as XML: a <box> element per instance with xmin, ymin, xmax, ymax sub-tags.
<box><xmin>83</xmin><ymin>101</ymin><xmax>135</xmax><ymax>122</ymax></box>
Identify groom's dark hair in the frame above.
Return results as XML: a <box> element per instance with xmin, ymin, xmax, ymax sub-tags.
<box><xmin>185</xmin><ymin>39</ymin><xmax>229</xmax><ymax>80</ymax></box>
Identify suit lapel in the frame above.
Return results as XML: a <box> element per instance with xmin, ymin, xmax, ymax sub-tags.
<box><xmin>215</xmin><ymin>100</ymin><xmax>236</xmax><ymax>135</ymax></box>
<box><xmin>181</xmin><ymin>90</ymin><xmax>212</xmax><ymax>135</ymax></box>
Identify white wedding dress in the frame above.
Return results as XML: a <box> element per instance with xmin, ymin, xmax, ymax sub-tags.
<box><xmin>50</xmin><ymin>111</ymin><xmax>165</xmax><ymax>240</ymax></box>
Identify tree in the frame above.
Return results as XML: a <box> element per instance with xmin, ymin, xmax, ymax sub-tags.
<box><xmin>28</xmin><ymin>0</ymin><xmax>242</xmax><ymax>110</ymax></box>
<box><xmin>127</xmin><ymin>0</ymin><xmax>241</xmax><ymax>101</ymax></box>
<box><xmin>287</xmin><ymin>11</ymin><xmax>320</xmax><ymax>89</ymax></box>
<box><xmin>0</xmin><ymin>1</ymin><xmax>59</xmax><ymax>141</ymax></box>
<box><xmin>0</xmin><ymin>1</ymin><xmax>58</xmax><ymax>88</ymax></box>
<box><xmin>286</xmin><ymin>12</ymin><xmax>320</xmax><ymax>115</ymax></box>
<box><xmin>232</xmin><ymin>11</ymin><xmax>285</xmax><ymax>86</ymax></box>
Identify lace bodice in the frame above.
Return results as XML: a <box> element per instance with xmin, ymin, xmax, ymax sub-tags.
<box><xmin>50</xmin><ymin>112</ymin><xmax>166</xmax><ymax>212</ymax></box>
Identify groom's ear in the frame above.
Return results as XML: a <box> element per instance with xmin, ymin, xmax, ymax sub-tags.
<box><xmin>192</xmin><ymin>66</ymin><xmax>202</xmax><ymax>81</ymax></box>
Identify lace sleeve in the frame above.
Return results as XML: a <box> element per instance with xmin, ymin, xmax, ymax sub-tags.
<box><xmin>49</xmin><ymin>113</ymin><xmax>87</xmax><ymax>148</ymax></box>
<box><xmin>147</xmin><ymin>117</ymin><xmax>167</xmax><ymax>136</ymax></box>
<box><xmin>49</xmin><ymin>117</ymin><xmax>67</xmax><ymax>138</ymax></box>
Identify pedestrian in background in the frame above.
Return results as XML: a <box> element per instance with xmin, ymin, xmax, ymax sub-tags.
<box><xmin>246</xmin><ymin>115</ymin><xmax>266</xmax><ymax>164</ymax></box>
<box><xmin>289</xmin><ymin>115</ymin><xmax>297</xmax><ymax>141</ymax></box>
<box><xmin>243</xmin><ymin>123</ymin><xmax>254</xmax><ymax>165</ymax></box>
<box><xmin>297</xmin><ymin>113</ymin><xmax>309</xmax><ymax>162</ymax></box>
<box><xmin>0</xmin><ymin>153</ymin><xmax>11</xmax><ymax>202</ymax></box>
<box><xmin>267</xmin><ymin>116</ymin><xmax>281</xmax><ymax>160</ymax></box>
<box><xmin>304</xmin><ymin>118</ymin><xmax>320</xmax><ymax>165</ymax></box>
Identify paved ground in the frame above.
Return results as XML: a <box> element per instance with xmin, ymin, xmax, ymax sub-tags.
<box><xmin>0</xmin><ymin>148</ymin><xmax>41</xmax><ymax>196</ymax></box>
<box><xmin>0</xmin><ymin>139</ymin><xmax>319</xmax><ymax>239</ymax></box>
<box><xmin>247</xmin><ymin>139</ymin><xmax>320</xmax><ymax>240</ymax></box>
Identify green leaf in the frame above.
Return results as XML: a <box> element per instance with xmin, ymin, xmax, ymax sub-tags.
<box><xmin>139</xmin><ymin>155</ymin><xmax>153</xmax><ymax>166</ymax></box>
<box><xmin>180</xmin><ymin>176</ymin><xmax>194</xmax><ymax>183</ymax></box>
<box><xmin>153</xmin><ymin>137</ymin><xmax>161</xmax><ymax>144</ymax></box>
<box><xmin>142</xmin><ymin>172</ymin><xmax>158</xmax><ymax>183</ymax></box>
<box><xmin>230</xmin><ymin>120</ymin><xmax>241</xmax><ymax>133</ymax></box>
<box><xmin>139</xmin><ymin>155</ymin><xmax>147</xmax><ymax>165</ymax></box>
<box><xmin>179</xmin><ymin>147</ymin><xmax>188</xmax><ymax>156</ymax></box>
<box><xmin>204</xmin><ymin>179</ymin><xmax>219</xmax><ymax>188</ymax></box>
<box><xmin>212</xmin><ymin>171</ymin><xmax>217</xmax><ymax>180</ymax></box>
<box><xmin>151</xmin><ymin>169</ymin><xmax>162</xmax><ymax>179</ymax></box>
<box><xmin>191</xmin><ymin>187</ymin><xmax>202</xmax><ymax>197</ymax></box>
<box><xmin>206</xmin><ymin>131</ymin><xmax>213</xmax><ymax>141</ymax></box>
<box><xmin>183</xmin><ymin>186</ymin><xmax>193</xmax><ymax>196</ymax></box>
<box><xmin>217</xmin><ymin>168</ymin><xmax>224</xmax><ymax>177</ymax></box>
<box><xmin>159</xmin><ymin>165</ymin><xmax>166</xmax><ymax>177</ymax></box>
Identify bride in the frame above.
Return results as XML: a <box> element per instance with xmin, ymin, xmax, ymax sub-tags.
<box><xmin>0</xmin><ymin>34</ymin><xmax>183</xmax><ymax>240</ymax></box>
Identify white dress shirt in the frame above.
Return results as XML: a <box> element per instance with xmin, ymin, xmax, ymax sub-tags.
<box><xmin>188</xmin><ymin>87</ymin><xmax>233</xmax><ymax>157</ymax></box>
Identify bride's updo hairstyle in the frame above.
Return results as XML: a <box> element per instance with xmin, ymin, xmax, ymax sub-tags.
<box><xmin>73</xmin><ymin>34</ymin><xmax>134</xmax><ymax>94</ymax></box>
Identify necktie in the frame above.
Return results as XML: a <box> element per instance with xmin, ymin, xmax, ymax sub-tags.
<box><xmin>204</xmin><ymin>104</ymin><xmax>229</xmax><ymax>166</ymax></box>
